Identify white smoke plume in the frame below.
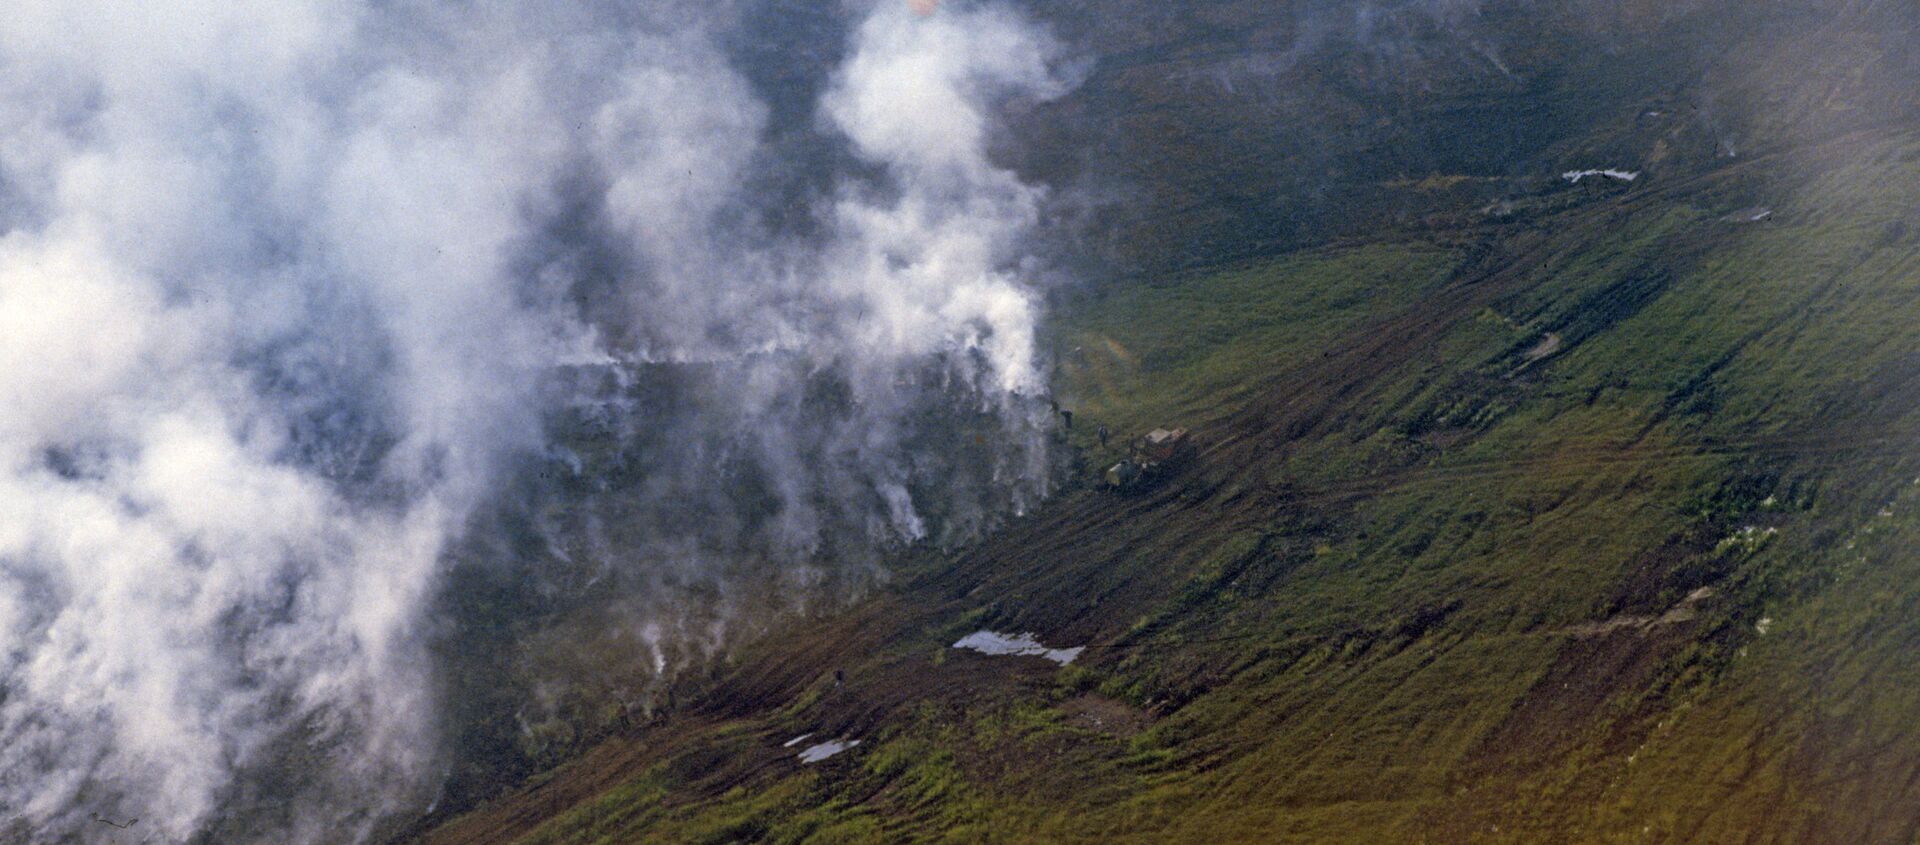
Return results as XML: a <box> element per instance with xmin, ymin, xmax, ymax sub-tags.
<box><xmin>0</xmin><ymin>1</ymin><xmax>1069</xmax><ymax>841</ymax></box>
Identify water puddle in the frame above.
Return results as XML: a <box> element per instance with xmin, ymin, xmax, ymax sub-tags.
<box><xmin>796</xmin><ymin>738</ymin><xmax>860</xmax><ymax>764</ymax></box>
<box><xmin>952</xmin><ymin>630</ymin><xmax>1085</xmax><ymax>665</ymax></box>
<box><xmin>1562</xmin><ymin>168</ymin><xmax>1640</xmax><ymax>184</ymax></box>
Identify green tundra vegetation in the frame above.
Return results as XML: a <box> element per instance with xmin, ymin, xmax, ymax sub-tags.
<box><xmin>409</xmin><ymin>4</ymin><xmax>1920</xmax><ymax>843</ymax></box>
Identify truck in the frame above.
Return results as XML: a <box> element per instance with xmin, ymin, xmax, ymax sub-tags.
<box><xmin>1103</xmin><ymin>427</ymin><xmax>1192</xmax><ymax>491</ymax></box>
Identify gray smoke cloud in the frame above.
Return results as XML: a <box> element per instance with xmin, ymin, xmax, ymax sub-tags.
<box><xmin>0</xmin><ymin>1</ymin><xmax>1068</xmax><ymax>841</ymax></box>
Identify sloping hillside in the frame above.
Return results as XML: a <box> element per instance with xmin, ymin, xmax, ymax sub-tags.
<box><xmin>404</xmin><ymin>4</ymin><xmax>1920</xmax><ymax>843</ymax></box>
<box><xmin>408</xmin><ymin>114</ymin><xmax>1920</xmax><ymax>842</ymax></box>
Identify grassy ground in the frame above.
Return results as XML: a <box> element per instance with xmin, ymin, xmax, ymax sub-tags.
<box><xmin>406</xmin><ymin>112</ymin><xmax>1920</xmax><ymax>845</ymax></box>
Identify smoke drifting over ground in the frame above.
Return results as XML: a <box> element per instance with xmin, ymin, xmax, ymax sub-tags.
<box><xmin>0</xmin><ymin>1</ymin><xmax>1069</xmax><ymax>841</ymax></box>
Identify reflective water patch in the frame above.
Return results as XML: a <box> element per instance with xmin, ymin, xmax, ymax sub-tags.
<box><xmin>952</xmin><ymin>630</ymin><xmax>1085</xmax><ymax>665</ymax></box>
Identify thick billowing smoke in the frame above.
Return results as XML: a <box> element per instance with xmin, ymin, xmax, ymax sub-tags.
<box><xmin>0</xmin><ymin>1</ymin><xmax>1068</xmax><ymax>841</ymax></box>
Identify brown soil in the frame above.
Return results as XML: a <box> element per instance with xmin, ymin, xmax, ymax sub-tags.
<box><xmin>1060</xmin><ymin>694</ymin><xmax>1153</xmax><ymax>737</ymax></box>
